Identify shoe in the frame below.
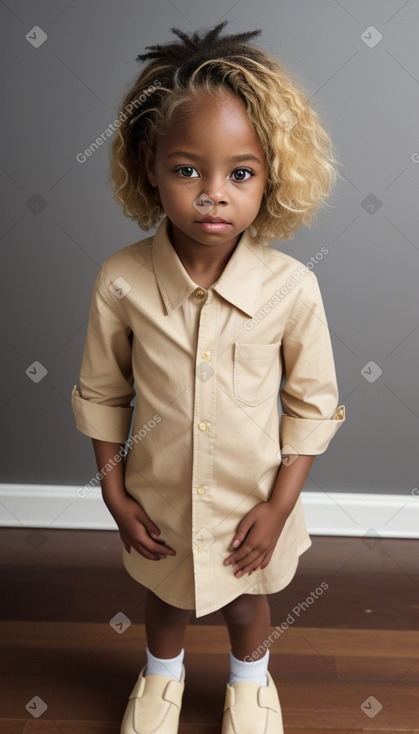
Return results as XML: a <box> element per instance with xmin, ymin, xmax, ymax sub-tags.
<box><xmin>120</xmin><ymin>663</ymin><xmax>185</xmax><ymax>734</ymax></box>
<box><xmin>221</xmin><ymin>671</ymin><xmax>284</xmax><ymax>733</ymax></box>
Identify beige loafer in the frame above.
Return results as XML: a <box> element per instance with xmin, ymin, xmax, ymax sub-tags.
<box><xmin>120</xmin><ymin>663</ymin><xmax>185</xmax><ymax>734</ymax></box>
<box><xmin>221</xmin><ymin>671</ymin><xmax>284</xmax><ymax>734</ymax></box>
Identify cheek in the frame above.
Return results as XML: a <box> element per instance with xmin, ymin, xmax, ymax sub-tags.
<box><xmin>244</xmin><ymin>183</ymin><xmax>265</xmax><ymax>206</ymax></box>
<box><xmin>159</xmin><ymin>174</ymin><xmax>183</xmax><ymax>190</ymax></box>
<box><xmin>158</xmin><ymin>182</ymin><xmax>192</xmax><ymax>212</ymax></box>
<box><xmin>167</xmin><ymin>182</ymin><xmax>197</xmax><ymax>201</ymax></box>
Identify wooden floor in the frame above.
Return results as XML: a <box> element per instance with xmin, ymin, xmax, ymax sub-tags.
<box><xmin>1</xmin><ymin>530</ymin><xmax>418</xmax><ymax>733</ymax></box>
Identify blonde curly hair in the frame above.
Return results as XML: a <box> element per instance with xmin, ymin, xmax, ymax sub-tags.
<box><xmin>109</xmin><ymin>22</ymin><xmax>341</xmax><ymax>244</ymax></box>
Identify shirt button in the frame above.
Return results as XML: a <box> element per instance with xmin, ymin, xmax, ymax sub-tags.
<box><xmin>198</xmin><ymin>421</ymin><xmax>210</xmax><ymax>431</ymax></box>
<box><xmin>197</xmin><ymin>486</ymin><xmax>206</xmax><ymax>495</ymax></box>
<box><xmin>336</xmin><ymin>406</ymin><xmax>345</xmax><ymax>419</ymax></box>
<box><xmin>195</xmin><ymin>288</ymin><xmax>207</xmax><ymax>299</ymax></box>
<box><xmin>201</xmin><ymin>351</ymin><xmax>211</xmax><ymax>361</ymax></box>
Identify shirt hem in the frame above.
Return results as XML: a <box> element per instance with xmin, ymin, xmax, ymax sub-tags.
<box><xmin>121</xmin><ymin>535</ymin><xmax>312</xmax><ymax>618</ymax></box>
<box><xmin>194</xmin><ymin>535</ymin><xmax>313</xmax><ymax>618</ymax></box>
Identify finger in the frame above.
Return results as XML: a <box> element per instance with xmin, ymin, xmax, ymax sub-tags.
<box><xmin>136</xmin><ymin>511</ymin><xmax>160</xmax><ymax>537</ymax></box>
<box><xmin>133</xmin><ymin>543</ymin><xmax>163</xmax><ymax>560</ymax></box>
<box><xmin>230</xmin><ymin>518</ymin><xmax>253</xmax><ymax>549</ymax></box>
<box><xmin>224</xmin><ymin>549</ymin><xmax>246</xmax><ymax>566</ymax></box>
<box><xmin>234</xmin><ymin>554</ymin><xmax>264</xmax><ymax>578</ymax></box>
<box><xmin>120</xmin><ymin>535</ymin><xmax>131</xmax><ymax>553</ymax></box>
<box><xmin>127</xmin><ymin>535</ymin><xmax>167</xmax><ymax>560</ymax></box>
<box><xmin>231</xmin><ymin>549</ymin><xmax>261</xmax><ymax>575</ymax></box>
<box><xmin>149</xmin><ymin>526</ymin><xmax>162</xmax><ymax>538</ymax></box>
<box><xmin>130</xmin><ymin>502</ymin><xmax>161</xmax><ymax>538</ymax></box>
<box><xmin>259</xmin><ymin>551</ymin><xmax>273</xmax><ymax>569</ymax></box>
<box><xmin>147</xmin><ymin>537</ymin><xmax>176</xmax><ymax>556</ymax></box>
<box><xmin>224</xmin><ymin>543</ymin><xmax>257</xmax><ymax>566</ymax></box>
<box><xmin>135</xmin><ymin>539</ymin><xmax>177</xmax><ymax>561</ymax></box>
<box><xmin>138</xmin><ymin>527</ymin><xmax>176</xmax><ymax>556</ymax></box>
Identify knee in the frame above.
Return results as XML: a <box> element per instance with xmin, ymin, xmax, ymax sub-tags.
<box><xmin>146</xmin><ymin>590</ymin><xmax>193</xmax><ymax>624</ymax></box>
<box><xmin>220</xmin><ymin>594</ymin><xmax>267</xmax><ymax>628</ymax></box>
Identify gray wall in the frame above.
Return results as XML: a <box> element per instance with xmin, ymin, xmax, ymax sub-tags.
<box><xmin>1</xmin><ymin>0</ymin><xmax>418</xmax><ymax>495</ymax></box>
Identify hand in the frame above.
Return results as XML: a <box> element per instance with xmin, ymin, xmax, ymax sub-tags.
<box><xmin>111</xmin><ymin>495</ymin><xmax>176</xmax><ymax>560</ymax></box>
<box><xmin>223</xmin><ymin>501</ymin><xmax>286</xmax><ymax>578</ymax></box>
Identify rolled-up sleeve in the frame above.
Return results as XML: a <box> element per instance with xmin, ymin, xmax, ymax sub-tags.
<box><xmin>71</xmin><ymin>265</ymin><xmax>135</xmax><ymax>443</ymax></box>
<box><xmin>279</xmin><ymin>274</ymin><xmax>345</xmax><ymax>455</ymax></box>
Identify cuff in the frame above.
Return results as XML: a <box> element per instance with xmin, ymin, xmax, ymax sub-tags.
<box><xmin>280</xmin><ymin>405</ymin><xmax>345</xmax><ymax>455</ymax></box>
<box><xmin>71</xmin><ymin>385</ymin><xmax>134</xmax><ymax>443</ymax></box>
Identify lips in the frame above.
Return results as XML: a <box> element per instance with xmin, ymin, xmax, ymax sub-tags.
<box><xmin>197</xmin><ymin>216</ymin><xmax>230</xmax><ymax>223</ymax></box>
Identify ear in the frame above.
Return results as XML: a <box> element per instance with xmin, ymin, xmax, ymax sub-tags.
<box><xmin>139</xmin><ymin>141</ymin><xmax>158</xmax><ymax>187</ymax></box>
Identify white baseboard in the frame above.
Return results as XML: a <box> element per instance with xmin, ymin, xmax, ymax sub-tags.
<box><xmin>0</xmin><ymin>485</ymin><xmax>418</xmax><ymax>539</ymax></box>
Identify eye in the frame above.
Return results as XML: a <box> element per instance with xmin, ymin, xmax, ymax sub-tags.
<box><xmin>174</xmin><ymin>166</ymin><xmax>199</xmax><ymax>178</ymax></box>
<box><xmin>231</xmin><ymin>167</ymin><xmax>254</xmax><ymax>182</ymax></box>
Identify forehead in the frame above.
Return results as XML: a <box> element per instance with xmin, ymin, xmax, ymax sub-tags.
<box><xmin>157</xmin><ymin>88</ymin><xmax>264</xmax><ymax>156</ymax></box>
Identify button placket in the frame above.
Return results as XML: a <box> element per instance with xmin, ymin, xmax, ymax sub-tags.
<box><xmin>191</xmin><ymin>291</ymin><xmax>217</xmax><ymax>601</ymax></box>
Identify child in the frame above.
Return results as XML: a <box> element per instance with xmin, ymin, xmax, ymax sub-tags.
<box><xmin>71</xmin><ymin>21</ymin><xmax>345</xmax><ymax>734</ymax></box>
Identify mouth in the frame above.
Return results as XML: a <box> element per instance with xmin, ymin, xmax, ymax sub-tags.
<box><xmin>197</xmin><ymin>217</ymin><xmax>230</xmax><ymax>223</ymax></box>
<box><xmin>196</xmin><ymin>219</ymin><xmax>232</xmax><ymax>232</ymax></box>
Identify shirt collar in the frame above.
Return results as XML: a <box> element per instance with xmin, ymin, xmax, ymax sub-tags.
<box><xmin>152</xmin><ymin>216</ymin><xmax>264</xmax><ymax>318</ymax></box>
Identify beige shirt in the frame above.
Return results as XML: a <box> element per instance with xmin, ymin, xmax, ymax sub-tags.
<box><xmin>72</xmin><ymin>215</ymin><xmax>345</xmax><ymax>617</ymax></box>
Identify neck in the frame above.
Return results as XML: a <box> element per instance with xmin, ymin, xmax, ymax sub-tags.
<box><xmin>168</xmin><ymin>220</ymin><xmax>242</xmax><ymax>287</ymax></box>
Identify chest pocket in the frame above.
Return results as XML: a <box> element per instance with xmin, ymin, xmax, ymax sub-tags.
<box><xmin>233</xmin><ymin>342</ymin><xmax>280</xmax><ymax>407</ymax></box>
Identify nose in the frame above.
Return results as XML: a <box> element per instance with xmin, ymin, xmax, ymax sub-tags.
<box><xmin>203</xmin><ymin>175</ymin><xmax>229</xmax><ymax>205</ymax></box>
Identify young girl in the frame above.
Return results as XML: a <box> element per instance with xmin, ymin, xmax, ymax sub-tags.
<box><xmin>72</xmin><ymin>22</ymin><xmax>345</xmax><ymax>734</ymax></box>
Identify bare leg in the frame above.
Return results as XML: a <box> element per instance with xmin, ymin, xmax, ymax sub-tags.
<box><xmin>144</xmin><ymin>588</ymin><xmax>194</xmax><ymax>658</ymax></box>
<box><xmin>220</xmin><ymin>593</ymin><xmax>271</xmax><ymax>660</ymax></box>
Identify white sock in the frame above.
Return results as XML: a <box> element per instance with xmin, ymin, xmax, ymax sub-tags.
<box><xmin>229</xmin><ymin>648</ymin><xmax>269</xmax><ymax>686</ymax></box>
<box><xmin>145</xmin><ymin>646</ymin><xmax>184</xmax><ymax>681</ymax></box>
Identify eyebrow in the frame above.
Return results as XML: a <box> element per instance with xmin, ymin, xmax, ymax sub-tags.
<box><xmin>167</xmin><ymin>151</ymin><xmax>262</xmax><ymax>164</ymax></box>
